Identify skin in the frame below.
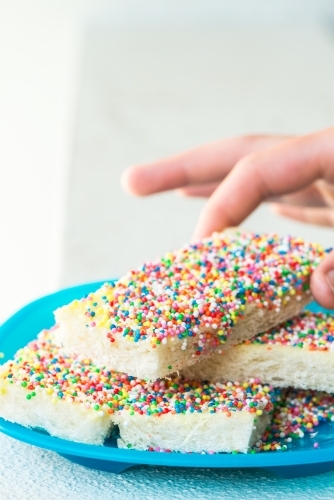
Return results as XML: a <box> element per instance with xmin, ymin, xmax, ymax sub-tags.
<box><xmin>121</xmin><ymin>127</ymin><xmax>334</xmax><ymax>309</ymax></box>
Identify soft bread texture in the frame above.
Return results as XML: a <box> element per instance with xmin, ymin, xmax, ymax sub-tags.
<box><xmin>0</xmin><ymin>330</ymin><xmax>276</xmax><ymax>453</ymax></box>
<box><xmin>55</xmin><ymin>293</ymin><xmax>311</xmax><ymax>381</ymax></box>
<box><xmin>182</xmin><ymin>344</ymin><xmax>334</xmax><ymax>392</ymax></box>
<box><xmin>182</xmin><ymin>311</ymin><xmax>334</xmax><ymax>392</ymax></box>
<box><xmin>0</xmin><ymin>377</ymin><xmax>112</xmax><ymax>444</ymax></box>
<box><xmin>54</xmin><ymin>230</ymin><xmax>323</xmax><ymax>380</ymax></box>
<box><xmin>114</xmin><ymin>410</ymin><xmax>270</xmax><ymax>454</ymax></box>
<box><xmin>0</xmin><ymin>330</ymin><xmax>114</xmax><ymax>445</ymax></box>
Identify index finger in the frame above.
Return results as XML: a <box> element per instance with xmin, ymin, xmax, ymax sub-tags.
<box><xmin>121</xmin><ymin>135</ymin><xmax>289</xmax><ymax>195</ymax></box>
<box><xmin>193</xmin><ymin>127</ymin><xmax>334</xmax><ymax>240</ymax></box>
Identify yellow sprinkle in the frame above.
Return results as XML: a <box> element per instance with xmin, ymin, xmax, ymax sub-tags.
<box><xmin>256</xmin><ymin>409</ymin><xmax>263</xmax><ymax>416</ymax></box>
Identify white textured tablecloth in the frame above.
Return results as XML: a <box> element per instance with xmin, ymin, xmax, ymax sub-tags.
<box><xmin>2</xmin><ymin>433</ymin><xmax>334</xmax><ymax>500</ymax></box>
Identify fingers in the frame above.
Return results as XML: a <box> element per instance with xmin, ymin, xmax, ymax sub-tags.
<box><xmin>269</xmin><ymin>182</ymin><xmax>329</xmax><ymax>207</ymax></box>
<box><xmin>311</xmin><ymin>250</ymin><xmax>334</xmax><ymax>309</ymax></box>
<box><xmin>178</xmin><ymin>183</ymin><xmax>219</xmax><ymax>198</ymax></box>
<box><xmin>121</xmin><ymin>135</ymin><xmax>290</xmax><ymax>196</ymax></box>
<box><xmin>179</xmin><ymin>181</ymin><xmax>329</xmax><ymax>204</ymax></box>
<box><xmin>270</xmin><ymin>204</ymin><xmax>334</xmax><ymax>227</ymax></box>
<box><xmin>192</xmin><ymin>127</ymin><xmax>334</xmax><ymax>240</ymax></box>
<box><xmin>316</xmin><ymin>180</ymin><xmax>334</xmax><ymax>208</ymax></box>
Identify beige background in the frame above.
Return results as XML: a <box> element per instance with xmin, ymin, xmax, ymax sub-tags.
<box><xmin>1</xmin><ymin>1</ymin><xmax>334</xmax><ymax>321</ymax></box>
<box><xmin>61</xmin><ymin>23</ymin><xmax>334</xmax><ymax>286</ymax></box>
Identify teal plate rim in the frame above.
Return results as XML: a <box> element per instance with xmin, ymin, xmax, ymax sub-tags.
<box><xmin>1</xmin><ymin>280</ymin><xmax>334</xmax><ymax>475</ymax></box>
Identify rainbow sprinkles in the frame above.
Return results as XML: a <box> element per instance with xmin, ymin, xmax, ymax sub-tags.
<box><xmin>0</xmin><ymin>329</ymin><xmax>275</xmax><ymax>453</ymax></box>
<box><xmin>183</xmin><ymin>311</ymin><xmax>334</xmax><ymax>392</ymax></box>
<box><xmin>1</xmin><ymin>329</ymin><xmax>334</xmax><ymax>454</ymax></box>
<box><xmin>54</xmin><ymin>231</ymin><xmax>325</xmax><ymax>380</ymax></box>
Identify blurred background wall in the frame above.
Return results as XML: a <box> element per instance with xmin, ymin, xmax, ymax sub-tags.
<box><xmin>1</xmin><ymin>0</ymin><xmax>334</xmax><ymax>322</ymax></box>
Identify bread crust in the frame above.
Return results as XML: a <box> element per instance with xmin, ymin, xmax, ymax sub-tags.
<box><xmin>54</xmin><ymin>293</ymin><xmax>311</xmax><ymax>380</ymax></box>
<box><xmin>54</xmin><ymin>230</ymin><xmax>324</xmax><ymax>380</ymax></box>
<box><xmin>183</xmin><ymin>312</ymin><xmax>334</xmax><ymax>392</ymax></box>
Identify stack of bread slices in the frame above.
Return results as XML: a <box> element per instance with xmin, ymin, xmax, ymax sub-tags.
<box><xmin>1</xmin><ymin>230</ymin><xmax>332</xmax><ymax>454</ymax></box>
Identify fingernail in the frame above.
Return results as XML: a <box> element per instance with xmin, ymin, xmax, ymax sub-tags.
<box><xmin>326</xmin><ymin>270</ymin><xmax>334</xmax><ymax>293</ymax></box>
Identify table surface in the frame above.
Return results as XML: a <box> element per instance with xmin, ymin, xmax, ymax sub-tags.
<box><xmin>2</xmin><ymin>10</ymin><xmax>334</xmax><ymax>500</ymax></box>
<box><xmin>2</xmin><ymin>432</ymin><xmax>334</xmax><ymax>500</ymax></box>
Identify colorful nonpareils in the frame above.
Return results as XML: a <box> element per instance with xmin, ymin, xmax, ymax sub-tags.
<box><xmin>68</xmin><ymin>232</ymin><xmax>325</xmax><ymax>355</ymax></box>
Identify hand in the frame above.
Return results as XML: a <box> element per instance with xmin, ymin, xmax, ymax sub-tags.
<box><xmin>121</xmin><ymin>128</ymin><xmax>334</xmax><ymax>308</ymax></box>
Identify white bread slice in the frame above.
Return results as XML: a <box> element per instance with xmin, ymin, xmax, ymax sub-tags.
<box><xmin>113</xmin><ymin>377</ymin><xmax>276</xmax><ymax>454</ymax></box>
<box><xmin>0</xmin><ymin>382</ymin><xmax>112</xmax><ymax>444</ymax></box>
<box><xmin>182</xmin><ymin>311</ymin><xmax>334</xmax><ymax>392</ymax></box>
<box><xmin>115</xmin><ymin>409</ymin><xmax>270</xmax><ymax>454</ymax></box>
<box><xmin>54</xmin><ymin>231</ymin><xmax>324</xmax><ymax>380</ymax></box>
<box><xmin>0</xmin><ymin>330</ymin><xmax>277</xmax><ymax>453</ymax></box>
<box><xmin>0</xmin><ymin>329</ymin><xmax>114</xmax><ymax>444</ymax></box>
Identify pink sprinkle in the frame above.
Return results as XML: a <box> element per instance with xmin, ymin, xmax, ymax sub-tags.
<box><xmin>314</xmin><ymin>442</ymin><xmax>319</xmax><ymax>448</ymax></box>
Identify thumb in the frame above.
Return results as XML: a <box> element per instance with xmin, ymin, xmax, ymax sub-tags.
<box><xmin>311</xmin><ymin>249</ymin><xmax>334</xmax><ymax>309</ymax></box>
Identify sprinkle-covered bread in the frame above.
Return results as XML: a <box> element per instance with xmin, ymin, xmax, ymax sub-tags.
<box><xmin>144</xmin><ymin>388</ymin><xmax>334</xmax><ymax>454</ymax></box>
<box><xmin>113</xmin><ymin>378</ymin><xmax>275</xmax><ymax>454</ymax></box>
<box><xmin>182</xmin><ymin>311</ymin><xmax>334</xmax><ymax>392</ymax></box>
<box><xmin>54</xmin><ymin>231</ymin><xmax>324</xmax><ymax>380</ymax></box>
<box><xmin>246</xmin><ymin>387</ymin><xmax>334</xmax><ymax>453</ymax></box>
<box><xmin>0</xmin><ymin>330</ymin><xmax>276</xmax><ymax>453</ymax></box>
<box><xmin>0</xmin><ymin>329</ymin><xmax>115</xmax><ymax>444</ymax></box>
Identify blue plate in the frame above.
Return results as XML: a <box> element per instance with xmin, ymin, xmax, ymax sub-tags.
<box><xmin>0</xmin><ymin>281</ymin><xmax>334</xmax><ymax>479</ymax></box>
